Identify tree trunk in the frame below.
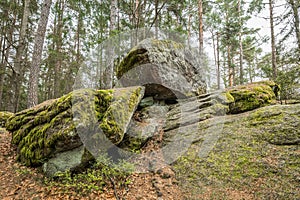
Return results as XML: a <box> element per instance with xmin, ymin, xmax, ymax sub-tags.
<box><xmin>289</xmin><ymin>0</ymin><xmax>300</xmax><ymax>52</ymax></box>
<box><xmin>0</xmin><ymin>63</ymin><xmax>4</xmax><ymax>110</ymax></box>
<box><xmin>269</xmin><ymin>0</ymin><xmax>277</xmax><ymax>80</ymax></box>
<box><xmin>228</xmin><ymin>45</ymin><xmax>234</xmax><ymax>87</ymax></box>
<box><xmin>222</xmin><ymin>50</ymin><xmax>227</xmax><ymax>88</ymax></box>
<box><xmin>238</xmin><ymin>0</ymin><xmax>244</xmax><ymax>85</ymax></box>
<box><xmin>27</xmin><ymin>0</ymin><xmax>52</xmax><ymax>108</ymax></box>
<box><xmin>0</xmin><ymin>72</ymin><xmax>4</xmax><ymax>110</ymax></box>
<box><xmin>110</xmin><ymin>0</ymin><xmax>117</xmax><ymax>35</ymax></box>
<box><xmin>154</xmin><ymin>0</ymin><xmax>159</xmax><ymax>38</ymax></box>
<box><xmin>198</xmin><ymin>0</ymin><xmax>204</xmax><ymax>55</ymax></box>
<box><xmin>0</xmin><ymin>21</ymin><xmax>5</xmax><ymax>110</ymax></box>
<box><xmin>216</xmin><ymin>32</ymin><xmax>220</xmax><ymax>89</ymax></box>
<box><xmin>248</xmin><ymin>61</ymin><xmax>253</xmax><ymax>83</ymax></box>
<box><xmin>3</xmin><ymin>19</ymin><xmax>15</xmax><ymax>111</ymax></box>
<box><xmin>104</xmin><ymin>0</ymin><xmax>118</xmax><ymax>89</ymax></box>
<box><xmin>187</xmin><ymin>2</ymin><xmax>192</xmax><ymax>46</ymax></box>
<box><xmin>54</xmin><ymin>0</ymin><xmax>64</xmax><ymax>98</ymax></box>
<box><xmin>13</xmin><ymin>0</ymin><xmax>30</xmax><ymax>112</ymax></box>
<box><xmin>135</xmin><ymin>0</ymin><xmax>140</xmax><ymax>29</ymax></box>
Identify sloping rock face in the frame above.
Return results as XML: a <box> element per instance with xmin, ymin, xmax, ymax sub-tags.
<box><xmin>5</xmin><ymin>86</ymin><xmax>145</xmax><ymax>170</ymax></box>
<box><xmin>116</xmin><ymin>38</ymin><xmax>207</xmax><ymax>100</ymax></box>
<box><xmin>163</xmin><ymin>81</ymin><xmax>279</xmax><ymax>144</ymax></box>
<box><xmin>157</xmin><ymin>81</ymin><xmax>280</xmax><ymax>166</ymax></box>
<box><xmin>119</xmin><ymin>105</ymin><xmax>169</xmax><ymax>151</ymax></box>
<box><xmin>173</xmin><ymin>103</ymin><xmax>300</xmax><ymax>199</ymax></box>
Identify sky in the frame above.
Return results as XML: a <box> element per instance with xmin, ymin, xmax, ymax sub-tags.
<box><xmin>203</xmin><ymin>0</ymin><xmax>296</xmax><ymax>88</ymax></box>
<box><xmin>247</xmin><ymin>0</ymin><xmax>295</xmax><ymax>52</ymax></box>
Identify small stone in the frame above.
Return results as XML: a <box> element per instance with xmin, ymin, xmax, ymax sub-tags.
<box><xmin>139</xmin><ymin>97</ymin><xmax>154</xmax><ymax>108</ymax></box>
<box><xmin>157</xmin><ymin>191</ymin><xmax>163</xmax><ymax>197</ymax></box>
<box><xmin>161</xmin><ymin>173</ymin><xmax>171</xmax><ymax>179</ymax></box>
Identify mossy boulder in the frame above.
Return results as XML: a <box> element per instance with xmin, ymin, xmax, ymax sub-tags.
<box><xmin>116</xmin><ymin>38</ymin><xmax>207</xmax><ymax>100</ymax></box>
<box><xmin>0</xmin><ymin>111</ymin><xmax>14</xmax><ymax>128</ymax></box>
<box><xmin>225</xmin><ymin>80</ymin><xmax>279</xmax><ymax>114</ymax></box>
<box><xmin>6</xmin><ymin>86</ymin><xmax>145</xmax><ymax>168</ymax></box>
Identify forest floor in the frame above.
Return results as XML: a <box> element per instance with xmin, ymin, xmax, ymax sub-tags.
<box><xmin>0</xmin><ymin>130</ymin><xmax>183</xmax><ymax>200</ymax></box>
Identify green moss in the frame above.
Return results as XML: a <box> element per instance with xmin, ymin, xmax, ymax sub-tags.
<box><xmin>8</xmin><ymin>89</ymin><xmax>114</xmax><ymax>166</ymax></box>
<box><xmin>174</xmin><ymin>105</ymin><xmax>300</xmax><ymax>199</ymax></box>
<box><xmin>94</xmin><ymin>89</ymin><xmax>113</xmax><ymax>121</ymax></box>
<box><xmin>9</xmin><ymin>87</ymin><xmax>144</xmax><ymax>167</ymax></box>
<box><xmin>99</xmin><ymin>87</ymin><xmax>144</xmax><ymax>144</ymax></box>
<box><xmin>226</xmin><ymin>82</ymin><xmax>277</xmax><ymax>114</ymax></box>
<box><xmin>248</xmin><ymin>104</ymin><xmax>300</xmax><ymax>145</ymax></box>
<box><xmin>116</xmin><ymin>48</ymin><xmax>149</xmax><ymax>78</ymax></box>
<box><xmin>116</xmin><ymin>39</ymin><xmax>185</xmax><ymax>79</ymax></box>
<box><xmin>222</xmin><ymin>91</ymin><xmax>235</xmax><ymax>104</ymax></box>
<box><xmin>209</xmin><ymin>103</ymin><xmax>229</xmax><ymax>115</ymax></box>
<box><xmin>0</xmin><ymin>111</ymin><xmax>13</xmax><ymax>127</ymax></box>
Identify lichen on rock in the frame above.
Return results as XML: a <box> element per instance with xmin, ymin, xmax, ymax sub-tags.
<box><xmin>116</xmin><ymin>38</ymin><xmax>207</xmax><ymax>100</ymax></box>
<box><xmin>173</xmin><ymin>102</ymin><xmax>300</xmax><ymax>199</ymax></box>
<box><xmin>225</xmin><ymin>80</ymin><xmax>279</xmax><ymax>114</ymax></box>
<box><xmin>42</xmin><ymin>146</ymin><xmax>94</xmax><ymax>177</ymax></box>
<box><xmin>248</xmin><ymin>104</ymin><xmax>300</xmax><ymax>145</ymax></box>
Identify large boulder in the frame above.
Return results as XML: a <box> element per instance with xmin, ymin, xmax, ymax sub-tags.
<box><xmin>225</xmin><ymin>80</ymin><xmax>279</xmax><ymax>114</ymax></box>
<box><xmin>4</xmin><ymin>79</ymin><xmax>281</xmax><ymax>180</ymax></box>
<box><xmin>5</xmin><ymin>86</ymin><xmax>145</xmax><ymax>169</ymax></box>
<box><xmin>116</xmin><ymin>38</ymin><xmax>207</xmax><ymax>100</ymax></box>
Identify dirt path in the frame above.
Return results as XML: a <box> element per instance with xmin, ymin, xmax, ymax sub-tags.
<box><xmin>0</xmin><ymin>131</ymin><xmax>183</xmax><ymax>200</ymax></box>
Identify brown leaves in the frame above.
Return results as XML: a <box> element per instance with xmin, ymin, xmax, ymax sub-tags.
<box><xmin>0</xmin><ymin>130</ymin><xmax>184</xmax><ymax>200</ymax></box>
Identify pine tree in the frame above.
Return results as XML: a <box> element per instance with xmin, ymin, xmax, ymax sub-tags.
<box><xmin>28</xmin><ymin>0</ymin><xmax>52</xmax><ymax>108</ymax></box>
<box><xmin>269</xmin><ymin>0</ymin><xmax>277</xmax><ymax>80</ymax></box>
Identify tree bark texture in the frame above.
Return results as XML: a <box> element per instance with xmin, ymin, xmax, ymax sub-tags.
<box><xmin>269</xmin><ymin>0</ymin><xmax>277</xmax><ymax>80</ymax></box>
<box><xmin>28</xmin><ymin>0</ymin><xmax>52</xmax><ymax>108</ymax></box>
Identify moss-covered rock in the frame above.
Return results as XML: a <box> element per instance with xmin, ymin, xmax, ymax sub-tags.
<box><xmin>248</xmin><ymin>104</ymin><xmax>300</xmax><ymax>145</ymax></box>
<box><xmin>225</xmin><ymin>80</ymin><xmax>279</xmax><ymax>114</ymax></box>
<box><xmin>99</xmin><ymin>86</ymin><xmax>145</xmax><ymax>144</ymax></box>
<box><xmin>173</xmin><ymin>103</ymin><xmax>300</xmax><ymax>199</ymax></box>
<box><xmin>6</xmin><ymin>91</ymin><xmax>91</xmax><ymax>166</ymax></box>
<box><xmin>116</xmin><ymin>38</ymin><xmax>207</xmax><ymax>100</ymax></box>
<box><xmin>0</xmin><ymin>111</ymin><xmax>14</xmax><ymax>128</ymax></box>
<box><xmin>6</xmin><ymin>86</ymin><xmax>145</xmax><ymax>167</ymax></box>
<box><xmin>163</xmin><ymin>81</ymin><xmax>279</xmax><ymax>141</ymax></box>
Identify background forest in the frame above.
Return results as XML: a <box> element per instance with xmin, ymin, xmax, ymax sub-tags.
<box><xmin>0</xmin><ymin>0</ymin><xmax>299</xmax><ymax>112</ymax></box>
